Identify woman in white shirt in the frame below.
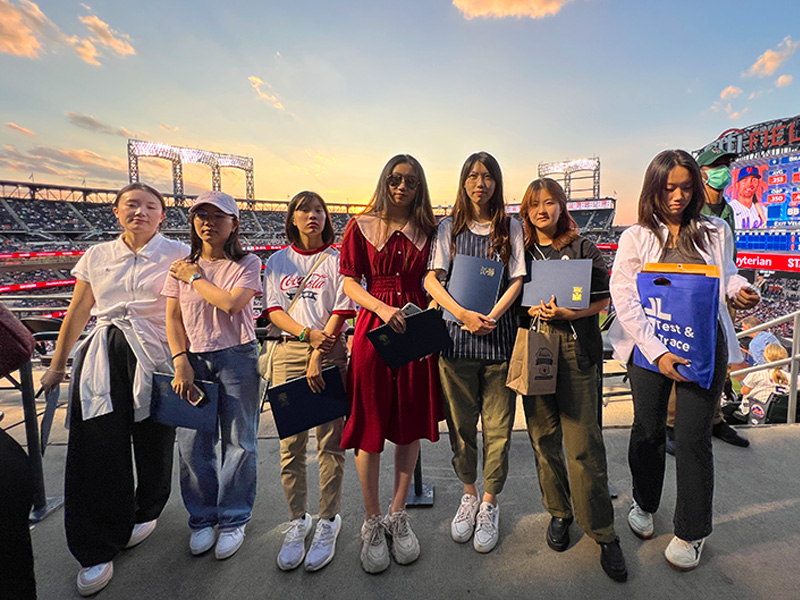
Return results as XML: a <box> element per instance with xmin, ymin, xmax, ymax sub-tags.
<box><xmin>40</xmin><ymin>183</ymin><xmax>188</xmax><ymax>597</ymax></box>
<box><xmin>263</xmin><ymin>191</ymin><xmax>356</xmax><ymax>572</ymax></box>
<box><xmin>739</xmin><ymin>343</ymin><xmax>791</xmax><ymax>416</ymax></box>
<box><xmin>609</xmin><ymin>149</ymin><xmax>759</xmax><ymax>572</ymax></box>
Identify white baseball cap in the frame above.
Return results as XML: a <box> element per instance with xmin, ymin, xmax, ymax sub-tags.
<box><xmin>190</xmin><ymin>191</ymin><xmax>239</xmax><ymax>218</ymax></box>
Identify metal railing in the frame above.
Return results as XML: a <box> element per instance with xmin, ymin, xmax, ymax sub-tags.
<box><xmin>731</xmin><ymin>309</ymin><xmax>800</xmax><ymax>424</ymax></box>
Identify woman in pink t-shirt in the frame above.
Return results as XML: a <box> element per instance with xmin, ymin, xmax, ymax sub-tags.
<box><xmin>163</xmin><ymin>191</ymin><xmax>262</xmax><ymax>561</ymax></box>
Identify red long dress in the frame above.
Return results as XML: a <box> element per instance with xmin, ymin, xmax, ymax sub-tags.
<box><xmin>339</xmin><ymin>216</ymin><xmax>443</xmax><ymax>453</ymax></box>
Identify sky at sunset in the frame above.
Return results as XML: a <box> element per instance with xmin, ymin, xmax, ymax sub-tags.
<box><xmin>1</xmin><ymin>0</ymin><xmax>799</xmax><ymax>224</ymax></box>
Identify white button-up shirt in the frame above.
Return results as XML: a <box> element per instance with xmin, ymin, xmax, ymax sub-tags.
<box><xmin>70</xmin><ymin>233</ymin><xmax>189</xmax><ymax>421</ymax></box>
<box><xmin>607</xmin><ymin>216</ymin><xmax>752</xmax><ymax>366</ymax></box>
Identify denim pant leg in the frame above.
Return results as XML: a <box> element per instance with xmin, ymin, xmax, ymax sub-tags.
<box><xmin>178</xmin><ymin>353</ymin><xmax>221</xmax><ymax>530</ymax></box>
<box><xmin>215</xmin><ymin>341</ymin><xmax>260</xmax><ymax>530</ymax></box>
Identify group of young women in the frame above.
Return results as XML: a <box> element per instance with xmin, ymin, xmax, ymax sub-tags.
<box><xmin>40</xmin><ymin>147</ymin><xmax>758</xmax><ymax>596</ymax></box>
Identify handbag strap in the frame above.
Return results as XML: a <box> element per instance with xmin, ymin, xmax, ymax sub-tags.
<box><xmin>285</xmin><ymin>248</ymin><xmax>333</xmax><ymax>317</ymax></box>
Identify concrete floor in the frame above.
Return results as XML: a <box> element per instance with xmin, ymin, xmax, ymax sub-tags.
<box><xmin>3</xmin><ymin>366</ymin><xmax>800</xmax><ymax>600</ymax></box>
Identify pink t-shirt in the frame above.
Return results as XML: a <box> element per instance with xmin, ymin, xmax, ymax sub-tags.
<box><xmin>162</xmin><ymin>254</ymin><xmax>262</xmax><ymax>352</ymax></box>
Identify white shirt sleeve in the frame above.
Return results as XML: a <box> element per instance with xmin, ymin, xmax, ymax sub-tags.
<box><xmin>428</xmin><ymin>217</ymin><xmax>453</xmax><ymax>272</ymax></box>
<box><xmin>508</xmin><ymin>219</ymin><xmax>526</xmax><ymax>279</ymax></box>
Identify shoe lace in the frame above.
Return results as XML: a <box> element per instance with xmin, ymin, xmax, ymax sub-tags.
<box><xmin>476</xmin><ymin>506</ymin><xmax>494</xmax><ymax>530</ymax></box>
<box><xmin>390</xmin><ymin>510</ymin><xmax>411</xmax><ymax>538</ymax></box>
<box><xmin>454</xmin><ymin>498</ymin><xmax>476</xmax><ymax>524</ymax></box>
<box><xmin>281</xmin><ymin>519</ymin><xmax>307</xmax><ymax>543</ymax></box>
<box><xmin>312</xmin><ymin>521</ymin><xmax>334</xmax><ymax>546</ymax></box>
<box><xmin>363</xmin><ymin>517</ymin><xmax>386</xmax><ymax>547</ymax></box>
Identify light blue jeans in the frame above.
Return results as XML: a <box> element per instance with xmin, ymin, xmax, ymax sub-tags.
<box><xmin>178</xmin><ymin>341</ymin><xmax>260</xmax><ymax>531</ymax></box>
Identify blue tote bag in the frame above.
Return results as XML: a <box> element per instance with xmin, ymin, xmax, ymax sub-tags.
<box><xmin>632</xmin><ymin>271</ymin><xmax>720</xmax><ymax>389</ymax></box>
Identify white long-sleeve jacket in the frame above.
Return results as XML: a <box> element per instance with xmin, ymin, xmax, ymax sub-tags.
<box><xmin>607</xmin><ymin>216</ymin><xmax>752</xmax><ymax>366</ymax></box>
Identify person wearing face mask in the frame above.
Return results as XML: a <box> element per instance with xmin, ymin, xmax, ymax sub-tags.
<box><xmin>663</xmin><ymin>147</ymin><xmax>750</xmax><ymax>454</ymax></box>
<box><xmin>696</xmin><ymin>147</ymin><xmax>737</xmax><ymax>255</ymax></box>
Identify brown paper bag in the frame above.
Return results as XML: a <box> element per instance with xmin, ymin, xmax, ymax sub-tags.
<box><xmin>506</xmin><ymin>319</ymin><xmax>559</xmax><ymax>396</ymax></box>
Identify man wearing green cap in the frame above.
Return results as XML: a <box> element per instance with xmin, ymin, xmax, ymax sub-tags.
<box><xmin>665</xmin><ymin>146</ymin><xmax>750</xmax><ymax>453</ymax></box>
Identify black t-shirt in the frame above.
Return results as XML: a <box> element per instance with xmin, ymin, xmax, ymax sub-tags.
<box><xmin>705</xmin><ymin>202</ymin><xmax>726</xmax><ymax>217</ymax></box>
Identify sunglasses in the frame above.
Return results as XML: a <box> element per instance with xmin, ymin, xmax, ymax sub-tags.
<box><xmin>387</xmin><ymin>174</ymin><xmax>419</xmax><ymax>191</ymax></box>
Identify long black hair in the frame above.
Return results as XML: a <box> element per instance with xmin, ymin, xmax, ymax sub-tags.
<box><xmin>638</xmin><ymin>149</ymin><xmax>710</xmax><ymax>254</ymax></box>
<box><xmin>450</xmin><ymin>151</ymin><xmax>511</xmax><ymax>265</ymax></box>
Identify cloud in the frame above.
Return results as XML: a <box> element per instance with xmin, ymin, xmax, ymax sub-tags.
<box><xmin>248</xmin><ymin>76</ymin><xmax>285</xmax><ymax>110</ymax></box>
<box><xmin>748</xmin><ymin>90</ymin><xmax>763</xmax><ymax>100</ymax></box>
<box><xmin>66</xmin><ymin>112</ymin><xmax>134</xmax><ymax>137</ymax></box>
<box><xmin>0</xmin><ymin>0</ymin><xmax>133</xmax><ymax>65</ymax></box>
<box><xmin>710</xmin><ymin>101</ymin><xmax>732</xmax><ymax>114</ymax></box>
<box><xmin>160</xmin><ymin>123</ymin><xmax>179</xmax><ymax>132</ymax></box>
<box><xmin>720</xmin><ymin>86</ymin><xmax>742</xmax><ymax>100</ymax></box>
<box><xmin>776</xmin><ymin>74</ymin><xmax>793</xmax><ymax>88</ymax></box>
<box><xmin>453</xmin><ymin>0</ymin><xmax>573</xmax><ymax>19</ymax></box>
<box><xmin>78</xmin><ymin>14</ymin><xmax>133</xmax><ymax>57</ymax></box>
<box><xmin>729</xmin><ymin>108</ymin><xmax>749</xmax><ymax>120</ymax></box>
<box><xmin>744</xmin><ymin>36</ymin><xmax>799</xmax><ymax>78</ymax></box>
<box><xmin>0</xmin><ymin>143</ymin><xmax>129</xmax><ymax>183</ymax></box>
<box><xmin>5</xmin><ymin>122</ymin><xmax>35</xmax><ymax>136</ymax></box>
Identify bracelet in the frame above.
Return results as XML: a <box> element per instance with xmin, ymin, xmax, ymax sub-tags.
<box><xmin>172</xmin><ymin>350</ymin><xmax>189</xmax><ymax>361</ymax></box>
<box><xmin>47</xmin><ymin>368</ymin><xmax>66</xmax><ymax>374</ymax></box>
<box><xmin>299</xmin><ymin>327</ymin><xmax>309</xmax><ymax>343</ymax></box>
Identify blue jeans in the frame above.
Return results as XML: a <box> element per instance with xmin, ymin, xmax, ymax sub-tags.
<box><xmin>178</xmin><ymin>341</ymin><xmax>260</xmax><ymax>531</ymax></box>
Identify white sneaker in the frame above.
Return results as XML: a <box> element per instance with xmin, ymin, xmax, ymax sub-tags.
<box><xmin>451</xmin><ymin>494</ymin><xmax>480</xmax><ymax>543</ymax></box>
<box><xmin>189</xmin><ymin>526</ymin><xmax>216</xmax><ymax>555</ymax></box>
<box><xmin>76</xmin><ymin>562</ymin><xmax>113</xmax><ymax>597</ymax></box>
<box><xmin>277</xmin><ymin>513</ymin><xmax>312</xmax><ymax>571</ymax></box>
<box><xmin>125</xmin><ymin>519</ymin><xmax>157</xmax><ymax>549</ymax></box>
<box><xmin>215</xmin><ymin>524</ymin><xmax>246</xmax><ymax>560</ymax></box>
<box><xmin>665</xmin><ymin>536</ymin><xmax>706</xmax><ymax>571</ymax></box>
<box><xmin>386</xmin><ymin>509</ymin><xmax>420</xmax><ymax>565</ymax></box>
<box><xmin>473</xmin><ymin>502</ymin><xmax>499</xmax><ymax>553</ymax></box>
<box><xmin>360</xmin><ymin>515</ymin><xmax>390</xmax><ymax>574</ymax></box>
<box><xmin>627</xmin><ymin>501</ymin><xmax>654</xmax><ymax>539</ymax></box>
<box><xmin>304</xmin><ymin>515</ymin><xmax>342</xmax><ymax>572</ymax></box>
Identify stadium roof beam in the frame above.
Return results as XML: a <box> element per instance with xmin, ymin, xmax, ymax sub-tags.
<box><xmin>127</xmin><ymin>139</ymin><xmax>255</xmax><ymax>207</ymax></box>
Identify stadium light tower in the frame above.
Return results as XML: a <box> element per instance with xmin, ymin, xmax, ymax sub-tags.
<box><xmin>538</xmin><ymin>157</ymin><xmax>601</xmax><ymax>200</ymax></box>
<box><xmin>127</xmin><ymin>139</ymin><xmax>255</xmax><ymax>207</ymax></box>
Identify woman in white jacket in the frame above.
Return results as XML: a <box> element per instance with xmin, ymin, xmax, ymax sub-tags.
<box><xmin>608</xmin><ymin>149</ymin><xmax>759</xmax><ymax>572</ymax></box>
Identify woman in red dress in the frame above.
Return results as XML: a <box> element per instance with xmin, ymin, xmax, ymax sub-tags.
<box><xmin>340</xmin><ymin>154</ymin><xmax>442</xmax><ymax>574</ymax></box>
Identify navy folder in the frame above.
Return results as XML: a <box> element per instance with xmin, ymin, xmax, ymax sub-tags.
<box><xmin>151</xmin><ymin>372</ymin><xmax>219</xmax><ymax>433</ymax></box>
<box><xmin>442</xmin><ymin>254</ymin><xmax>504</xmax><ymax>322</ymax></box>
<box><xmin>267</xmin><ymin>366</ymin><xmax>350</xmax><ymax>440</ymax></box>
<box><xmin>367</xmin><ymin>308</ymin><xmax>452</xmax><ymax>369</ymax></box>
<box><xmin>521</xmin><ymin>259</ymin><xmax>593</xmax><ymax>309</ymax></box>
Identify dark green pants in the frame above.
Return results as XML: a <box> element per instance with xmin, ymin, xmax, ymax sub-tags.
<box><xmin>439</xmin><ymin>357</ymin><xmax>515</xmax><ymax>496</ymax></box>
<box><xmin>522</xmin><ymin>325</ymin><xmax>616</xmax><ymax>542</ymax></box>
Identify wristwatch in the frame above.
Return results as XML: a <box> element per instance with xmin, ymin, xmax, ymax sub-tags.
<box><xmin>189</xmin><ymin>273</ymin><xmax>202</xmax><ymax>286</ymax></box>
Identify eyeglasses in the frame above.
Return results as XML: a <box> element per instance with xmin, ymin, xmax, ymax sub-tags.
<box><xmin>193</xmin><ymin>210</ymin><xmax>233</xmax><ymax>221</ymax></box>
<box><xmin>387</xmin><ymin>174</ymin><xmax>419</xmax><ymax>190</ymax></box>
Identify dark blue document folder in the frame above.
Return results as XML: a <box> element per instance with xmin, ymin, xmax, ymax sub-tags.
<box><xmin>442</xmin><ymin>254</ymin><xmax>504</xmax><ymax>322</ymax></box>
<box><xmin>151</xmin><ymin>373</ymin><xmax>219</xmax><ymax>433</ymax></box>
<box><xmin>521</xmin><ymin>259</ymin><xmax>592</xmax><ymax>309</ymax></box>
<box><xmin>367</xmin><ymin>308</ymin><xmax>452</xmax><ymax>369</ymax></box>
<box><xmin>267</xmin><ymin>366</ymin><xmax>350</xmax><ymax>439</ymax></box>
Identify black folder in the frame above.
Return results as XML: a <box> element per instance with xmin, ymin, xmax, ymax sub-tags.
<box><xmin>367</xmin><ymin>308</ymin><xmax>452</xmax><ymax>369</ymax></box>
<box><xmin>442</xmin><ymin>254</ymin><xmax>504</xmax><ymax>321</ymax></box>
<box><xmin>521</xmin><ymin>259</ymin><xmax>592</xmax><ymax>309</ymax></box>
<box><xmin>151</xmin><ymin>372</ymin><xmax>219</xmax><ymax>433</ymax></box>
<box><xmin>267</xmin><ymin>366</ymin><xmax>350</xmax><ymax>439</ymax></box>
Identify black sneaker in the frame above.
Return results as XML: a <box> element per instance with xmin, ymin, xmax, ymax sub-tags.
<box><xmin>599</xmin><ymin>538</ymin><xmax>628</xmax><ymax>582</ymax></box>
<box><xmin>546</xmin><ymin>516</ymin><xmax>572</xmax><ymax>552</ymax></box>
<box><xmin>712</xmin><ymin>422</ymin><xmax>750</xmax><ymax>448</ymax></box>
<box><xmin>665</xmin><ymin>426</ymin><xmax>675</xmax><ymax>456</ymax></box>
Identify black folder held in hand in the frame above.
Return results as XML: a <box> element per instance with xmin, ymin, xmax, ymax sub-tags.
<box><xmin>521</xmin><ymin>258</ymin><xmax>593</xmax><ymax>309</ymax></box>
<box><xmin>442</xmin><ymin>254</ymin><xmax>503</xmax><ymax>322</ymax></box>
<box><xmin>151</xmin><ymin>372</ymin><xmax>219</xmax><ymax>433</ymax></box>
<box><xmin>367</xmin><ymin>308</ymin><xmax>452</xmax><ymax>369</ymax></box>
<box><xmin>267</xmin><ymin>366</ymin><xmax>350</xmax><ymax>440</ymax></box>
